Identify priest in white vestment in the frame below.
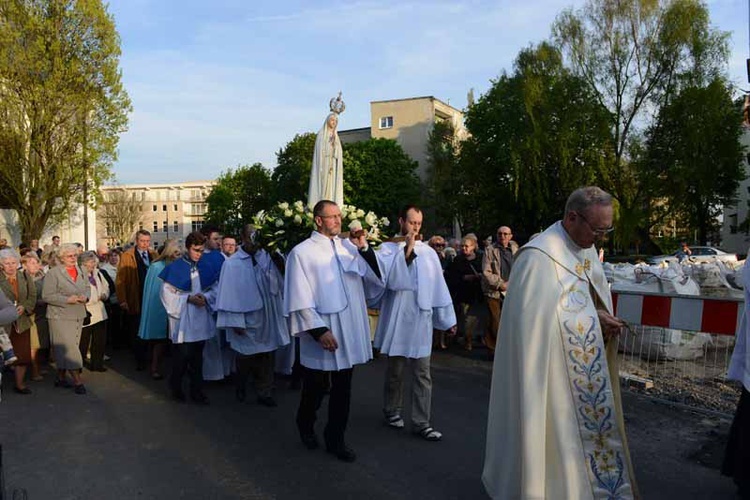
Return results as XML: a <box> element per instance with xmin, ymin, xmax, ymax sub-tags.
<box><xmin>216</xmin><ymin>224</ymin><xmax>290</xmax><ymax>407</ymax></box>
<box><xmin>482</xmin><ymin>187</ymin><xmax>638</xmax><ymax>499</ymax></box>
<box><xmin>160</xmin><ymin>231</ymin><xmax>222</xmax><ymax>405</ymax></box>
<box><xmin>199</xmin><ymin>226</ymin><xmax>231</xmax><ymax>381</ymax></box>
<box><xmin>284</xmin><ymin>200</ymin><xmax>383</xmax><ymax>463</ymax></box>
<box><xmin>374</xmin><ymin>205</ymin><xmax>456</xmax><ymax>441</ymax></box>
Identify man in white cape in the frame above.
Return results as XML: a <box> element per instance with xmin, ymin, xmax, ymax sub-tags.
<box><xmin>215</xmin><ymin>224</ymin><xmax>290</xmax><ymax>407</ymax></box>
<box><xmin>374</xmin><ymin>205</ymin><xmax>456</xmax><ymax>441</ymax></box>
<box><xmin>482</xmin><ymin>187</ymin><xmax>638</xmax><ymax>500</ymax></box>
<box><xmin>160</xmin><ymin>231</ymin><xmax>222</xmax><ymax>405</ymax></box>
<box><xmin>284</xmin><ymin>200</ymin><xmax>383</xmax><ymax>463</ymax></box>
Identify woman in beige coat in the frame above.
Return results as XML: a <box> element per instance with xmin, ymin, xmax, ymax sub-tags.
<box><xmin>43</xmin><ymin>244</ymin><xmax>90</xmax><ymax>394</ymax></box>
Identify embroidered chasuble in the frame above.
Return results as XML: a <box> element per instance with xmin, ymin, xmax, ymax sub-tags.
<box><xmin>482</xmin><ymin>221</ymin><xmax>638</xmax><ymax>500</ymax></box>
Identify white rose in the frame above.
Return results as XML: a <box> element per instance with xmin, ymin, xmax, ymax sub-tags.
<box><xmin>306</xmin><ymin>212</ymin><xmax>314</xmax><ymax>220</ymax></box>
<box><xmin>356</xmin><ymin>209</ymin><xmax>365</xmax><ymax>218</ymax></box>
<box><xmin>348</xmin><ymin>212</ymin><xmax>357</xmax><ymax>220</ymax></box>
<box><xmin>294</xmin><ymin>214</ymin><xmax>302</xmax><ymax>224</ymax></box>
<box><xmin>284</xmin><ymin>209</ymin><xmax>293</xmax><ymax>217</ymax></box>
<box><xmin>293</xmin><ymin>200</ymin><xmax>304</xmax><ymax>209</ymax></box>
<box><xmin>275</xmin><ymin>219</ymin><xmax>284</xmax><ymax>227</ymax></box>
<box><xmin>380</xmin><ymin>217</ymin><xmax>390</xmax><ymax>226</ymax></box>
<box><xmin>365</xmin><ymin>212</ymin><xmax>377</xmax><ymax>226</ymax></box>
<box><xmin>278</xmin><ymin>202</ymin><xmax>289</xmax><ymax>210</ymax></box>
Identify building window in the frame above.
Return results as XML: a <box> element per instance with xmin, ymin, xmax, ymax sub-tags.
<box><xmin>153</xmin><ymin>221</ymin><xmax>158</xmax><ymax>232</ymax></box>
<box><xmin>729</xmin><ymin>213</ymin><xmax>738</xmax><ymax>234</ymax></box>
<box><xmin>153</xmin><ymin>241</ymin><xmax>159</xmax><ymax>249</ymax></box>
<box><xmin>191</xmin><ymin>220</ymin><xmax>204</xmax><ymax>232</ymax></box>
<box><xmin>139</xmin><ymin>222</ymin><xmax>144</xmax><ymax>231</ymax></box>
<box><xmin>191</xmin><ymin>203</ymin><xmax>206</xmax><ymax>216</ymax></box>
<box><xmin>379</xmin><ymin>116</ymin><xmax>393</xmax><ymax>129</ymax></box>
<box><xmin>162</xmin><ymin>220</ymin><xmax>168</xmax><ymax>233</ymax></box>
<box><xmin>106</xmin><ymin>224</ymin><xmax>111</xmax><ymax>236</ymax></box>
<box><xmin>173</xmin><ymin>204</ymin><xmax>178</xmax><ymax>211</ymax></box>
<box><xmin>176</xmin><ymin>190</ymin><xmax>181</xmax><ymax>201</ymax></box>
<box><xmin>152</xmin><ymin>205</ymin><xmax>157</xmax><ymax>212</ymax></box>
<box><xmin>173</xmin><ymin>221</ymin><xmax>179</xmax><ymax>233</ymax></box>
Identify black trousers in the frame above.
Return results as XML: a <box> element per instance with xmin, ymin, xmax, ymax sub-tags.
<box><xmin>296</xmin><ymin>366</ymin><xmax>353</xmax><ymax>448</ymax></box>
<box><xmin>235</xmin><ymin>351</ymin><xmax>274</xmax><ymax>397</ymax></box>
<box><xmin>125</xmin><ymin>313</ymin><xmax>147</xmax><ymax>366</ymax></box>
<box><xmin>723</xmin><ymin>387</ymin><xmax>750</xmax><ymax>499</ymax></box>
<box><xmin>80</xmin><ymin>321</ymin><xmax>107</xmax><ymax>370</ymax></box>
<box><xmin>170</xmin><ymin>340</ymin><xmax>205</xmax><ymax>397</ymax></box>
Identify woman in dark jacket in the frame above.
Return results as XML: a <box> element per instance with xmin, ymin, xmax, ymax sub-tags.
<box><xmin>445</xmin><ymin>234</ymin><xmax>484</xmax><ymax>351</ymax></box>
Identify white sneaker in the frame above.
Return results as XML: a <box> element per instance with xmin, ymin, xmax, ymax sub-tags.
<box><xmin>385</xmin><ymin>414</ymin><xmax>405</xmax><ymax>429</ymax></box>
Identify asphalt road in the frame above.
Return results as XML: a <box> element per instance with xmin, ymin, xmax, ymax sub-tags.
<box><xmin>0</xmin><ymin>347</ymin><xmax>740</xmax><ymax>499</ymax></box>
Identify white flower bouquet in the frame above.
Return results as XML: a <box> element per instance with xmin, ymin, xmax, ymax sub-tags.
<box><xmin>253</xmin><ymin>201</ymin><xmax>389</xmax><ymax>254</ymax></box>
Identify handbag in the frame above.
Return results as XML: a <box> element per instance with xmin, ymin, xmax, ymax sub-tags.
<box><xmin>83</xmin><ymin>309</ymin><xmax>92</xmax><ymax>326</ymax></box>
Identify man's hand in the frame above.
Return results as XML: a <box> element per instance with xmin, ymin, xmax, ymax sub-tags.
<box><xmin>350</xmin><ymin>231</ymin><xmax>368</xmax><ymax>250</ymax></box>
<box><xmin>597</xmin><ymin>310</ymin><xmax>626</xmax><ymax>341</ymax></box>
<box><xmin>319</xmin><ymin>331</ymin><xmax>338</xmax><ymax>352</ymax></box>
<box><xmin>67</xmin><ymin>296</ymin><xmax>80</xmax><ymax>304</ymax></box>
<box><xmin>404</xmin><ymin>230</ymin><xmax>417</xmax><ymax>259</ymax></box>
<box><xmin>15</xmin><ymin>305</ymin><xmax>24</xmax><ymax>316</ymax></box>
<box><xmin>77</xmin><ymin>295</ymin><xmax>88</xmax><ymax>303</ymax></box>
<box><xmin>499</xmin><ymin>282</ymin><xmax>508</xmax><ymax>292</ymax></box>
<box><xmin>188</xmin><ymin>294</ymin><xmax>206</xmax><ymax>307</ymax></box>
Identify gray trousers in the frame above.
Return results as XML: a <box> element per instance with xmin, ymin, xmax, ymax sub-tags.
<box><xmin>383</xmin><ymin>355</ymin><xmax>432</xmax><ymax>430</ymax></box>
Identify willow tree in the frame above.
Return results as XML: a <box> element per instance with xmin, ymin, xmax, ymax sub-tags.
<box><xmin>0</xmin><ymin>0</ymin><xmax>131</xmax><ymax>243</ymax></box>
<box><xmin>553</xmin><ymin>0</ymin><xmax>729</xmax><ymax>250</ymax></box>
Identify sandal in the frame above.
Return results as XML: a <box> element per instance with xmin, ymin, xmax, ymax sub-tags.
<box><xmin>416</xmin><ymin>427</ymin><xmax>442</xmax><ymax>441</ymax></box>
<box><xmin>385</xmin><ymin>414</ymin><xmax>405</xmax><ymax>429</ymax></box>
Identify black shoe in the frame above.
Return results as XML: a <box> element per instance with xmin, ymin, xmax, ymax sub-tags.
<box><xmin>326</xmin><ymin>444</ymin><xmax>356</xmax><ymax>463</ymax></box>
<box><xmin>191</xmin><ymin>393</ymin><xmax>209</xmax><ymax>405</ymax></box>
<box><xmin>235</xmin><ymin>386</ymin><xmax>246</xmax><ymax>402</ymax></box>
<box><xmin>74</xmin><ymin>384</ymin><xmax>87</xmax><ymax>395</ymax></box>
<box><xmin>13</xmin><ymin>386</ymin><xmax>32</xmax><ymax>395</ymax></box>
<box><xmin>257</xmin><ymin>396</ymin><xmax>277</xmax><ymax>407</ymax></box>
<box><xmin>54</xmin><ymin>378</ymin><xmax>73</xmax><ymax>388</ymax></box>
<box><xmin>300</xmin><ymin>433</ymin><xmax>319</xmax><ymax>450</ymax></box>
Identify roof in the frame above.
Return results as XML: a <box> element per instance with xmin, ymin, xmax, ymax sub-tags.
<box><xmin>370</xmin><ymin>96</ymin><xmax>462</xmax><ymax>113</ymax></box>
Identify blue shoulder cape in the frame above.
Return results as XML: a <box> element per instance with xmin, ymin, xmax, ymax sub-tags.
<box><xmin>159</xmin><ymin>252</ymin><xmax>223</xmax><ymax>292</ymax></box>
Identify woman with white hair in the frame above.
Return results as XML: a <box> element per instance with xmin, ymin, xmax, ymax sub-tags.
<box><xmin>0</xmin><ymin>249</ymin><xmax>37</xmax><ymax>394</ymax></box>
<box><xmin>79</xmin><ymin>251</ymin><xmax>109</xmax><ymax>372</ymax></box>
<box><xmin>43</xmin><ymin>243</ymin><xmax>90</xmax><ymax>394</ymax></box>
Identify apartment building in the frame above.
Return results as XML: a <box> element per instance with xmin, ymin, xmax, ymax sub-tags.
<box><xmin>96</xmin><ymin>180</ymin><xmax>216</xmax><ymax>249</ymax></box>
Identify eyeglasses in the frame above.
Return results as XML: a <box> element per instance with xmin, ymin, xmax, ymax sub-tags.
<box><xmin>497</xmin><ymin>232</ymin><xmax>511</xmax><ymax>236</ymax></box>
<box><xmin>575</xmin><ymin>212</ymin><xmax>614</xmax><ymax>236</ymax></box>
<box><xmin>319</xmin><ymin>214</ymin><xmax>342</xmax><ymax>219</ymax></box>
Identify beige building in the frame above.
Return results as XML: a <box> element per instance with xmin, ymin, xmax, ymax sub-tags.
<box><xmin>721</xmin><ymin>129</ymin><xmax>750</xmax><ymax>254</ymax></box>
<box><xmin>96</xmin><ymin>180</ymin><xmax>215</xmax><ymax>249</ymax></box>
<box><xmin>339</xmin><ymin>96</ymin><xmax>467</xmax><ymax>178</ymax></box>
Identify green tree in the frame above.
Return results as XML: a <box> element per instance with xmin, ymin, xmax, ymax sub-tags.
<box><xmin>462</xmin><ymin>42</ymin><xmax>612</xmax><ymax>238</ymax></box>
<box><xmin>204</xmin><ymin>163</ymin><xmax>273</xmax><ymax>236</ymax></box>
<box><xmin>643</xmin><ymin>78</ymin><xmax>745</xmax><ymax>244</ymax></box>
<box><xmin>343</xmin><ymin>138</ymin><xmax>420</xmax><ymax>223</ymax></box>
<box><xmin>271</xmin><ymin>133</ymin><xmax>316</xmax><ymax>203</ymax></box>
<box><xmin>0</xmin><ymin>0</ymin><xmax>131</xmax><ymax>243</ymax></box>
<box><xmin>425</xmin><ymin>120</ymin><xmax>461</xmax><ymax>232</ymax></box>
<box><xmin>553</xmin><ymin>0</ymin><xmax>729</xmax><ymax>249</ymax></box>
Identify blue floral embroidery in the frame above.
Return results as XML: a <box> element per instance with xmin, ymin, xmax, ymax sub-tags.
<box><xmin>563</xmin><ymin>317</ymin><xmax>628</xmax><ymax>499</ymax></box>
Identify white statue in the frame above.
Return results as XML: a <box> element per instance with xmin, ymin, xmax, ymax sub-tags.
<box><xmin>308</xmin><ymin>93</ymin><xmax>345</xmax><ymax>209</ymax></box>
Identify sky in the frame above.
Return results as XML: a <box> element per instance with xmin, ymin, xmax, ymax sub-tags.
<box><xmin>106</xmin><ymin>0</ymin><xmax>750</xmax><ymax>185</ymax></box>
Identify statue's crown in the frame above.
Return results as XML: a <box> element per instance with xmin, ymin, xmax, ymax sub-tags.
<box><xmin>329</xmin><ymin>92</ymin><xmax>346</xmax><ymax>115</ymax></box>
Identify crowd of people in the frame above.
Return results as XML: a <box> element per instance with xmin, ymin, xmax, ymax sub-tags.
<box><xmin>2</xmin><ymin>187</ymin><xmax>748</xmax><ymax>499</ymax></box>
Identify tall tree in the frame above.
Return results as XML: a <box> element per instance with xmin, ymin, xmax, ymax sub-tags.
<box><xmin>0</xmin><ymin>0</ymin><xmax>131</xmax><ymax>243</ymax></box>
<box><xmin>462</xmin><ymin>42</ymin><xmax>612</xmax><ymax>239</ymax></box>
<box><xmin>343</xmin><ymin>138</ymin><xmax>420</xmax><ymax>223</ymax></box>
<box><xmin>425</xmin><ymin>120</ymin><xmax>462</xmax><ymax>232</ymax></box>
<box><xmin>98</xmin><ymin>189</ymin><xmax>142</xmax><ymax>245</ymax></box>
<box><xmin>643</xmin><ymin>78</ymin><xmax>745</xmax><ymax>244</ymax></box>
<box><xmin>272</xmin><ymin>133</ymin><xmax>316</xmax><ymax>203</ymax></box>
<box><xmin>553</xmin><ymin>0</ymin><xmax>729</xmax><ymax>249</ymax></box>
<box><xmin>204</xmin><ymin>163</ymin><xmax>273</xmax><ymax>236</ymax></box>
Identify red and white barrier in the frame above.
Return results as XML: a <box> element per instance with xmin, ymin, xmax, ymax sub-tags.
<box><xmin>612</xmin><ymin>291</ymin><xmax>744</xmax><ymax>336</ymax></box>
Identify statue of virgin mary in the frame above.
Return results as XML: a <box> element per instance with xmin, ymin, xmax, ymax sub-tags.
<box><xmin>307</xmin><ymin>93</ymin><xmax>345</xmax><ymax>208</ymax></box>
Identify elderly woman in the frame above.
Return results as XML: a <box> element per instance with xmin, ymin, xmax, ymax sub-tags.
<box><xmin>43</xmin><ymin>243</ymin><xmax>90</xmax><ymax>394</ymax></box>
<box><xmin>79</xmin><ymin>251</ymin><xmax>109</xmax><ymax>372</ymax></box>
<box><xmin>0</xmin><ymin>249</ymin><xmax>37</xmax><ymax>394</ymax></box>
<box><xmin>21</xmin><ymin>253</ymin><xmax>47</xmax><ymax>380</ymax></box>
